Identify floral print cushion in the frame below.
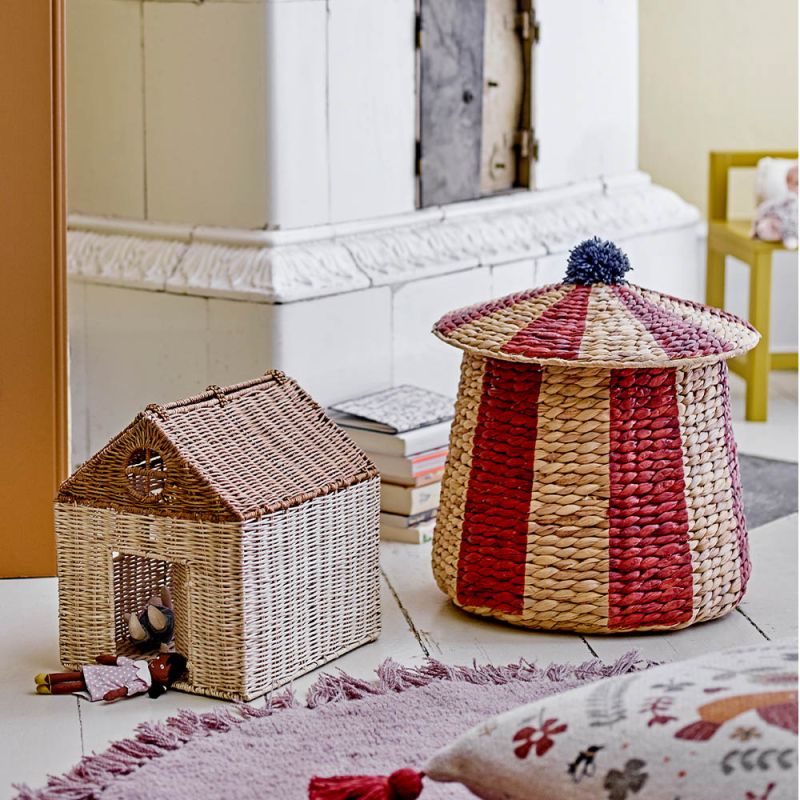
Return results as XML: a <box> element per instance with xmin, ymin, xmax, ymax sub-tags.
<box><xmin>425</xmin><ymin>640</ymin><xmax>797</xmax><ymax>800</ymax></box>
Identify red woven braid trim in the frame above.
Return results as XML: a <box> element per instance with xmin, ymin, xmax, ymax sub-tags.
<box><xmin>607</xmin><ymin>368</ymin><xmax>694</xmax><ymax>630</ymax></box>
<box><xmin>435</xmin><ymin>285</ymin><xmax>556</xmax><ymax>336</ymax></box>
<box><xmin>456</xmin><ymin>358</ymin><xmax>542</xmax><ymax>614</ymax></box>
<box><xmin>501</xmin><ymin>284</ymin><xmax>592</xmax><ymax>360</ymax></box>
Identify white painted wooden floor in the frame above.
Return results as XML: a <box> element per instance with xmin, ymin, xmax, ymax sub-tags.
<box><xmin>1</xmin><ymin>372</ymin><xmax>797</xmax><ymax>798</ymax></box>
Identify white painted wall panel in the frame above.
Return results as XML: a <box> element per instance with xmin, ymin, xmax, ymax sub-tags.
<box><xmin>393</xmin><ymin>267</ymin><xmax>492</xmax><ymax>397</ymax></box>
<box><xmin>84</xmin><ymin>286</ymin><xmax>208</xmax><ymax>456</ymax></box>
<box><xmin>328</xmin><ymin>0</ymin><xmax>416</xmax><ymax>223</ymax></box>
<box><xmin>534</xmin><ymin>0</ymin><xmax>638</xmax><ymax>188</ymax></box>
<box><xmin>265</xmin><ymin>1</ymin><xmax>330</xmax><ymax>229</ymax></box>
<box><xmin>271</xmin><ymin>287</ymin><xmax>393</xmax><ymax>404</ymax></box>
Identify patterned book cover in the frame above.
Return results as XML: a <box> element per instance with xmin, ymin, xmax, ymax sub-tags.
<box><xmin>330</xmin><ymin>385</ymin><xmax>454</xmax><ymax>433</ymax></box>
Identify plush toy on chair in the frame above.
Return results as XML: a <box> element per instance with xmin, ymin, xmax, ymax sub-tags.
<box><xmin>752</xmin><ymin>160</ymin><xmax>798</xmax><ymax>249</ymax></box>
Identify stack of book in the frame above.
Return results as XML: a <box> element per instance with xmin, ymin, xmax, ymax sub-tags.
<box><xmin>329</xmin><ymin>385</ymin><xmax>453</xmax><ymax>543</ymax></box>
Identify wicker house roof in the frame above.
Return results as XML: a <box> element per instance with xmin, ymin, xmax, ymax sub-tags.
<box><xmin>58</xmin><ymin>372</ymin><xmax>378</xmax><ymax>522</ymax></box>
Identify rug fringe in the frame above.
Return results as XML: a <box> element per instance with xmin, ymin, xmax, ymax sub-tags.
<box><xmin>13</xmin><ymin>651</ymin><xmax>645</xmax><ymax>799</ymax></box>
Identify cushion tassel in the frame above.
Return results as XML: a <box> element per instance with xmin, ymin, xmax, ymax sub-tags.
<box><xmin>308</xmin><ymin>768</ymin><xmax>425</xmax><ymax>800</ymax></box>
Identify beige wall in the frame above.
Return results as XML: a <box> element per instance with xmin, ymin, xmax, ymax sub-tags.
<box><xmin>639</xmin><ymin>0</ymin><xmax>798</xmax><ymax>216</ymax></box>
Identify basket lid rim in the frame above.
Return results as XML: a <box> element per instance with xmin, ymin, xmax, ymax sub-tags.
<box><xmin>432</xmin><ymin>281</ymin><xmax>759</xmax><ymax>368</ymax></box>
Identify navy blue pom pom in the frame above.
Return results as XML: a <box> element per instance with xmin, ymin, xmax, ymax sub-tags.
<box><xmin>564</xmin><ymin>238</ymin><xmax>631</xmax><ymax>285</ymax></box>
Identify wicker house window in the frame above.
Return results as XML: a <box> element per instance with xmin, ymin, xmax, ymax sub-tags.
<box><xmin>125</xmin><ymin>448</ymin><xmax>167</xmax><ymax>501</ymax></box>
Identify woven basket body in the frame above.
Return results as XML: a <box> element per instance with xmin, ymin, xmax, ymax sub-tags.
<box><xmin>55</xmin><ymin>373</ymin><xmax>381</xmax><ymax>700</ymax></box>
<box><xmin>432</xmin><ymin>273</ymin><xmax>760</xmax><ymax>634</ymax></box>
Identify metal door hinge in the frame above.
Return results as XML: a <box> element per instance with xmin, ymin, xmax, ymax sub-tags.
<box><xmin>514</xmin><ymin>129</ymin><xmax>535</xmax><ymax>159</ymax></box>
<box><xmin>514</xmin><ymin>10</ymin><xmax>530</xmax><ymax>39</ymax></box>
<box><xmin>514</xmin><ymin>129</ymin><xmax>539</xmax><ymax>162</ymax></box>
<box><xmin>514</xmin><ymin>10</ymin><xmax>540</xmax><ymax>42</ymax></box>
<box><xmin>513</xmin><ymin>129</ymin><xmax>530</xmax><ymax>158</ymax></box>
<box><xmin>415</xmin><ymin>12</ymin><xmax>422</xmax><ymax>49</ymax></box>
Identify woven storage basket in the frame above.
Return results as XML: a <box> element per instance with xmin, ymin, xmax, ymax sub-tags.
<box><xmin>431</xmin><ymin>239</ymin><xmax>759</xmax><ymax>634</ymax></box>
<box><xmin>55</xmin><ymin>371</ymin><xmax>381</xmax><ymax>701</ymax></box>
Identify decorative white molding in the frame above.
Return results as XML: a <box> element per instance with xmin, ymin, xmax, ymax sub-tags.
<box><xmin>68</xmin><ymin>174</ymin><xmax>700</xmax><ymax>303</ymax></box>
<box><xmin>67</xmin><ymin>230</ymin><xmax>189</xmax><ymax>291</ymax></box>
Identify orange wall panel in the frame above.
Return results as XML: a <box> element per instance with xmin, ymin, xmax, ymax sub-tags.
<box><xmin>0</xmin><ymin>1</ymin><xmax>67</xmax><ymax>577</ymax></box>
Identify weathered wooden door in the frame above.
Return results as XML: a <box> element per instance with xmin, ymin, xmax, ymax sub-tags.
<box><xmin>418</xmin><ymin>0</ymin><xmax>486</xmax><ymax>207</ymax></box>
<box><xmin>417</xmin><ymin>0</ymin><xmax>534</xmax><ymax>207</ymax></box>
<box><xmin>0</xmin><ymin>0</ymin><xmax>68</xmax><ymax>577</ymax></box>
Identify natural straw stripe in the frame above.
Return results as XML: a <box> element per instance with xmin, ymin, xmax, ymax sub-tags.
<box><xmin>522</xmin><ymin>367</ymin><xmax>611</xmax><ymax>630</ymax></box>
<box><xmin>580</xmin><ymin>286</ymin><xmax>668</xmax><ymax>364</ymax></box>
<box><xmin>437</xmin><ymin>286</ymin><xmax>570</xmax><ymax>355</ymax></box>
<box><xmin>719</xmin><ymin>361</ymin><xmax>751</xmax><ymax>602</ymax></box>
<box><xmin>432</xmin><ymin>354</ymin><xmax>487</xmax><ymax>599</ymax></box>
<box><xmin>675</xmin><ymin>361</ymin><xmax>745</xmax><ymax>623</ymax></box>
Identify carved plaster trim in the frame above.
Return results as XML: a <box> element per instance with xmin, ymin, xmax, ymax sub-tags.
<box><xmin>68</xmin><ymin>175</ymin><xmax>699</xmax><ymax>303</ymax></box>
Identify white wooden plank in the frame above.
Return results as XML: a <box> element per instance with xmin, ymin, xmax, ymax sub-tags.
<box><xmin>584</xmin><ymin>609</ymin><xmax>766</xmax><ymax>666</ymax></box>
<box><xmin>380</xmin><ymin>541</ymin><xmax>595</xmax><ymax>665</ymax></box>
<box><xmin>0</xmin><ymin>579</ymin><xmax>83</xmax><ymax>798</ymax></box>
<box><xmin>738</xmin><ymin>513</ymin><xmax>798</xmax><ymax>640</ymax></box>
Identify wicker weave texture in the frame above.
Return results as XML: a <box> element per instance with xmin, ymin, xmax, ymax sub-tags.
<box><xmin>433</xmin><ymin>283</ymin><xmax>759</xmax><ymax>368</ymax></box>
<box><xmin>57</xmin><ymin>479</ymin><xmax>380</xmax><ymax>700</ymax></box>
<box><xmin>432</xmin><ymin>355</ymin><xmax>750</xmax><ymax>634</ymax></box>
<box><xmin>242</xmin><ymin>478</ymin><xmax>381</xmax><ymax>698</ymax></box>
<box><xmin>57</xmin><ymin>373</ymin><xmax>378</xmax><ymax>521</ymax></box>
<box><xmin>55</xmin><ymin>371</ymin><xmax>381</xmax><ymax>701</ymax></box>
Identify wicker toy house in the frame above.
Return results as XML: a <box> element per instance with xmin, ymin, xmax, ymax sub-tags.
<box><xmin>55</xmin><ymin>371</ymin><xmax>380</xmax><ymax>701</ymax></box>
<box><xmin>431</xmin><ymin>239</ymin><xmax>759</xmax><ymax>635</ymax></box>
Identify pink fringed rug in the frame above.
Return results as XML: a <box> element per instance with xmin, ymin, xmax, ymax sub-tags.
<box><xmin>16</xmin><ymin>653</ymin><xmax>644</xmax><ymax>800</ymax></box>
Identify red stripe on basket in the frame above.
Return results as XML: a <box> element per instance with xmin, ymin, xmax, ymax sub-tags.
<box><xmin>500</xmin><ymin>285</ymin><xmax>592</xmax><ymax>360</ymax></box>
<box><xmin>613</xmin><ymin>285</ymin><xmax>732</xmax><ymax>359</ymax></box>
<box><xmin>607</xmin><ymin>368</ymin><xmax>694</xmax><ymax>630</ymax></box>
<box><xmin>719</xmin><ymin>361</ymin><xmax>751</xmax><ymax>598</ymax></box>
<box><xmin>456</xmin><ymin>359</ymin><xmax>542</xmax><ymax>614</ymax></box>
<box><xmin>435</xmin><ymin>285</ymin><xmax>556</xmax><ymax>336</ymax></box>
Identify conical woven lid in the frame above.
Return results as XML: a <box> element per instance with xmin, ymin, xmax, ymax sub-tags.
<box><xmin>433</xmin><ymin>239</ymin><xmax>759</xmax><ymax>368</ymax></box>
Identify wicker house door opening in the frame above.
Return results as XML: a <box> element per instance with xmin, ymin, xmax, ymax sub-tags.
<box><xmin>111</xmin><ymin>552</ymin><xmax>191</xmax><ymax>664</ymax></box>
<box><xmin>416</xmin><ymin>0</ymin><xmax>535</xmax><ymax>207</ymax></box>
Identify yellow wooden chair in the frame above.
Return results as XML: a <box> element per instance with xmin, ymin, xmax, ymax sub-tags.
<box><xmin>706</xmin><ymin>150</ymin><xmax>798</xmax><ymax>421</ymax></box>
